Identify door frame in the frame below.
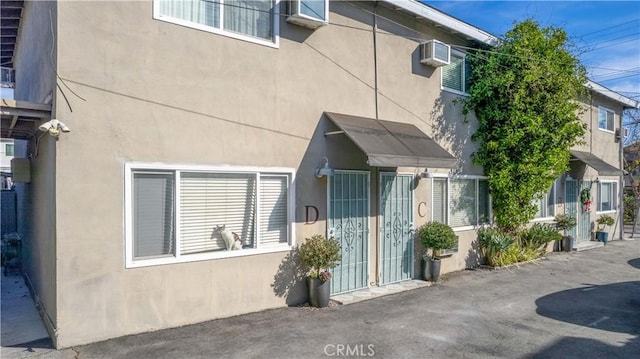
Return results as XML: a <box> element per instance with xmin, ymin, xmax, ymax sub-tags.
<box><xmin>326</xmin><ymin>170</ymin><xmax>371</xmax><ymax>294</ymax></box>
<box><xmin>377</xmin><ymin>172</ymin><xmax>415</xmax><ymax>285</ymax></box>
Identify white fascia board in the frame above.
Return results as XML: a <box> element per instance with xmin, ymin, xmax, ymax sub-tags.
<box><xmin>586</xmin><ymin>80</ymin><xmax>640</xmax><ymax>109</ymax></box>
<box><xmin>383</xmin><ymin>0</ymin><xmax>499</xmax><ymax>46</ymax></box>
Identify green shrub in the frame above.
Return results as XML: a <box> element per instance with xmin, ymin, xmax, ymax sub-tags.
<box><xmin>521</xmin><ymin>223</ymin><xmax>562</xmax><ymax>254</ymax></box>
<box><xmin>299</xmin><ymin>234</ymin><xmax>341</xmax><ymax>279</ymax></box>
<box><xmin>624</xmin><ymin>194</ymin><xmax>635</xmax><ymax>224</ymax></box>
<box><xmin>416</xmin><ymin>222</ymin><xmax>458</xmax><ymax>258</ymax></box>
<box><xmin>596</xmin><ymin>215</ymin><xmax>615</xmax><ymax>232</ymax></box>
<box><xmin>478</xmin><ymin>228</ymin><xmax>514</xmax><ymax>266</ymax></box>
<box><xmin>554</xmin><ymin>214</ymin><xmax>576</xmax><ymax>235</ymax></box>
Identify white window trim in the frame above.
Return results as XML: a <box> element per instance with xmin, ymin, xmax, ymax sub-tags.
<box><xmin>597</xmin><ymin>106</ymin><xmax>615</xmax><ymax>133</ymax></box>
<box><xmin>441</xmin><ymin>49</ymin><xmax>468</xmax><ymax>96</ymax></box>
<box><xmin>124</xmin><ymin>162</ymin><xmax>295</xmax><ymax>268</ymax></box>
<box><xmin>596</xmin><ymin>179</ymin><xmax>618</xmax><ymax>214</ymax></box>
<box><xmin>153</xmin><ymin>0</ymin><xmax>280</xmax><ymax>49</ymax></box>
<box><xmin>532</xmin><ymin>181</ymin><xmax>557</xmax><ymax>222</ymax></box>
<box><xmin>431</xmin><ymin>174</ymin><xmax>491</xmax><ymax>232</ymax></box>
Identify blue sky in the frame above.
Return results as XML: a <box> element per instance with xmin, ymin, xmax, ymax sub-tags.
<box><xmin>423</xmin><ymin>1</ymin><xmax>640</xmax><ymax>100</ymax></box>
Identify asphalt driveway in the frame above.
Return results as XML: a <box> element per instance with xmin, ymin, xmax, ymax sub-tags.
<box><xmin>23</xmin><ymin>240</ymin><xmax>640</xmax><ymax>358</ymax></box>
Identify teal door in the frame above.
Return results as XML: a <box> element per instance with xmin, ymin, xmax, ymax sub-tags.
<box><xmin>328</xmin><ymin>171</ymin><xmax>370</xmax><ymax>294</ymax></box>
<box><xmin>565</xmin><ymin>179</ymin><xmax>578</xmax><ymax>240</ymax></box>
<box><xmin>578</xmin><ymin>181</ymin><xmax>592</xmax><ymax>241</ymax></box>
<box><xmin>379</xmin><ymin>174</ymin><xmax>414</xmax><ymax>284</ymax></box>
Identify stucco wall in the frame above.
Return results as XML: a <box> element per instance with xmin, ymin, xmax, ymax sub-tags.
<box><xmin>13</xmin><ymin>0</ymin><xmax>59</xmax><ymax>341</ymax></box>
<box><xmin>45</xmin><ymin>0</ymin><xmax>626</xmax><ymax>347</ymax></box>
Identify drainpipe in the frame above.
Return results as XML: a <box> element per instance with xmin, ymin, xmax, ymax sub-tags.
<box><xmin>372</xmin><ymin>3</ymin><xmax>381</xmax><ymax>285</ymax></box>
<box><xmin>620</xmin><ymin>109</ymin><xmax>625</xmax><ymax>240</ymax></box>
<box><xmin>373</xmin><ymin>3</ymin><xmax>379</xmax><ymax>121</ymax></box>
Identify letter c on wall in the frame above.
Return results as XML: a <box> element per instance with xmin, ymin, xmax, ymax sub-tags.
<box><xmin>418</xmin><ymin>202</ymin><xmax>427</xmax><ymax>218</ymax></box>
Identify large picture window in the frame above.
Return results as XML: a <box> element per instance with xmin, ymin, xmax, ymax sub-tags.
<box><xmin>126</xmin><ymin>164</ymin><xmax>294</xmax><ymax>267</ymax></box>
<box><xmin>155</xmin><ymin>0</ymin><xmax>278</xmax><ymax>46</ymax></box>
<box><xmin>432</xmin><ymin>176</ymin><xmax>491</xmax><ymax>229</ymax></box>
<box><xmin>598</xmin><ymin>181</ymin><xmax>617</xmax><ymax>212</ymax></box>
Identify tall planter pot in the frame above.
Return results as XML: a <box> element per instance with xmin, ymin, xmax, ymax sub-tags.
<box><xmin>422</xmin><ymin>255</ymin><xmax>432</xmax><ymax>281</ymax></box>
<box><xmin>429</xmin><ymin>258</ymin><xmax>441</xmax><ymax>282</ymax></box>
<box><xmin>563</xmin><ymin>236</ymin><xmax>574</xmax><ymax>252</ymax></box>
<box><xmin>307</xmin><ymin>277</ymin><xmax>330</xmax><ymax>308</ymax></box>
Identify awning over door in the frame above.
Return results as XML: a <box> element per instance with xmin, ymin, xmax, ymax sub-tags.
<box><xmin>570</xmin><ymin>150</ymin><xmax>620</xmax><ymax>176</ymax></box>
<box><xmin>325</xmin><ymin>112</ymin><xmax>457</xmax><ymax>168</ymax></box>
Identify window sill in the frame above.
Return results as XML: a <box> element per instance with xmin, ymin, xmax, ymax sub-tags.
<box><xmin>532</xmin><ymin>216</ymin><xmax>555</xmax><ymax>222</ymax></box>
<box><xmin>597</xmin><ymin>128</ymin><xmax>615</xmax><ymax>134</ymax></box>
<box><xmin>596</xmin><ymin>210</ymin><xmax>616</xmax><ymax>215</ymax></box>
<box><xmin>441</xmin><ymin>87</ymin><xmax>468</xmax><ymax>97</ymax></box>
<box><xmin>453</xmin><ymin>225</ymin><xmax>476</xmax><ymax>232</ymax></box>
<box><xmin>126</xmin><ymin>244</ymin><xmax>292</xmax><ymax>269</ymax></box>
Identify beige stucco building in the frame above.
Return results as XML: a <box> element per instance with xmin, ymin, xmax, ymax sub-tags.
<box><xmin>2</xmin><ymin>0</ymin><xmax>637</xmax><ymax>349</ymax></box>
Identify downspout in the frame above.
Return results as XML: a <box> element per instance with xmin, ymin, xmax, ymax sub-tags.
<box><xmin>372</xmin><ymin>2</ymin><xmax>380</xmax><ymax>285</ymax></box>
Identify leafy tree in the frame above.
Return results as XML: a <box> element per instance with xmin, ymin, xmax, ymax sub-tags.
<box><xmin>463</xmin><ymin>20</ymin><xmax>587</xmax><ymax>232</ymax></box>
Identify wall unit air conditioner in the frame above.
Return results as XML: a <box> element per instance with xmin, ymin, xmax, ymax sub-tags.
<box><xmin>286</xmin><ymin>0</ymin><xmax>329</xmax><ymax>29</ymax></box>
<box><xmin>420</xmin><ymin>40</ymin><xmax>450</xmax><ymax>67</ymax></box>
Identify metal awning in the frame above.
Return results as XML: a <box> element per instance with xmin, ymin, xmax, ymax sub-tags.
<box><xmin>1</xmin><ymin>99</ymin><xmax>52</xmax><ymax>140</ymax></box>
<box><xmin>325</xmin><ymin>112</ymin><xmax>457</xmax><ymax>168</ymax></box>
<box><xmin>570</xmin><ymin>150</ymin><xmax>620</xmax><ymax>176</ymax></box>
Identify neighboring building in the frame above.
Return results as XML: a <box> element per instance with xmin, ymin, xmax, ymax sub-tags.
<box><xmin>3</xmin><ymin>0</ymin><xmax>637</xmax><ymax>348</ymax></box>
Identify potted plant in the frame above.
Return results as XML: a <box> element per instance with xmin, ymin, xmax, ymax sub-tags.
<box><xmin>299</xmin><ymin>234</ymin><xmax>341</xmax><ymax>308</ymax></box>
<box><xmin>554</xmin><ymin>214</ymin><xmax>576</xmax><ymax>252</ymax></box>
<box><xmin>416</xmin><ymin>222</ymin><xmax>457</xmax><ymax>282</ymax></box>
<box><xmin>595</xmin><ymin>214</ymin><xmax>615</xmax><ymax>244</ymax></box>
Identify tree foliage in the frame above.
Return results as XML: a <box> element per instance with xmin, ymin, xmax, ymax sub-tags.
<box><xmin>463</xmin><ymin>20</ymin><xmax>588</xmax><ymax>232</ymax></box>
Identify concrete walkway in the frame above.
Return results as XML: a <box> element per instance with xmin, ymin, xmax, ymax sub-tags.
<box><xmin>14</xmin><ymin>239</ymin><xmax>640</xmax><ymax>358</ymax></box>
<box><xmin>0</xmin><ymin>271</ymin><xmax>52</xmax><ymax>359</ymax></box>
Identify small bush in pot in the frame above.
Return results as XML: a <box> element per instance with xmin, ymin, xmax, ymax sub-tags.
<box><xmin>595</xmin><ymin>214</ymin><xmax>615</xmax><ymax>244</ymax></box>
<box><xmin>554</xmin><ymin>214</ymin><xmax>576</xmax><ymax>252</ymax></box>
<box><xmin>299</xmin><ymin>234</ymin><xmax>341</xmax><ymax>307</ymax></box>
<box><xmin>416</xmin><ymin>222</ymin><xmax>457</xmax><ymax>282</ymax></box>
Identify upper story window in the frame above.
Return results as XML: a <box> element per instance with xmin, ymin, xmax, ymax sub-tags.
<box><xmin>441</xmin><ymin>50</ymin><xmax>470</xmax><ymax>95</ymax></box>
<box><xmin>155</xmin><ymin>0</ymin><xmax>278</xmax><ymax>47</ymax></box>
<box><xmin>125</xmin><ymin>163</ymin><xmax>295</xmax><ymax>268</ymax></box>
<box><xmin>5</xmin><ymin>143</ymin><xmax>14</xmax><ymax>156</ymax></box>
<box><xmin>598</xmin><ymin>107</ymin><xmax>615</xmax><ymax>132</ymax></box>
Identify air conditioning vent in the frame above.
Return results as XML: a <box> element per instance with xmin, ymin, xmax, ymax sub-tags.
<box><xmin>286</xmin><ymin>0</ymin><xmax>329</xmax><ymax>29</ymax></box>
<box><xmin>420</xmin><ymin>40</ymin><xmax>450</xmax><ymax>67</ymax></box>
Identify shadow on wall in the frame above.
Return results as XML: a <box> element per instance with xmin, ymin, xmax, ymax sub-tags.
<box><xmin>430</xmin><ymin>95</ymin><xmax>475</xmax><ymax>173</ymax></box>
<box><xmin>271</xmin><ymin>247</ymin><xmax>307</xmax><ymax>305</ymax></box>
<box><xmin>535</xmin><ymin>281</ymin><xmax>640</xmax><ymax>335</ymax></box>
<box><xmin>464</xmin><ymin>238</ymin><xmax>482</xmax><ymax>268</ymax></box>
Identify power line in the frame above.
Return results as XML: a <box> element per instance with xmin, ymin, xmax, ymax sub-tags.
<box><xmin>578</xmin><ymin>18</ymin><xmax>640</xmax><ymax>38</ymax></box>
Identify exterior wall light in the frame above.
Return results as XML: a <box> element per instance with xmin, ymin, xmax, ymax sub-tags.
<box><xmin>315</xmin><ymin>156</ymin><xmax>334</xmax><ymax>178</ymax></box>
<box><xmin>38</xmin><ymin>119</ymin><xmax>70</xmax><ymax>137</ymax></box>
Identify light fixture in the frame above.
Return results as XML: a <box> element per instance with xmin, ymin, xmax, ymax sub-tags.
<box><xmin>315</xmin><ymin>156</ymin><xmax>334</xmax><ymax>178</ymax></box>
<box><xmin>39</xmin><ymin>119</ymin><xmax>71</xmax><ymax>137</ymax></box>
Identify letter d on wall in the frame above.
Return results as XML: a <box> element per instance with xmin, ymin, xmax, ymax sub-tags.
<box><xmin>305</xmin><ymin>205</ymin><xmax>319</xmax><ymax>224</ymax></box>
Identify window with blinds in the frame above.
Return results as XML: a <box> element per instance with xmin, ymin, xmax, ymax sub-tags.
<box><xmin>127</xmin><ymin>165</ymin><xmax>292</xmax><ymax>267</ymax></box>
<box><xmin>533</xmin><ymin>183</ymin><xmax>556</xmax><ymax>219</ymax></box>
<box><xmin>442</xmin><ymin>51</ymin><xmax>468</xmax><ymax>93</ymax></box>
<box><xmin>598</xmin><ymin>181</ymin><xmax>617</xmax><ymax>212</ymax></box>
<box><xmin>434</xmin><ymin>177</ymin><xmax>491</xmax><ymax>228</ymax></box>
<box><xmin>450</xmin><ymin>179</ymin><xmax>476</xmax><ymax>227</ymax></box>
<box><xmin>432</xmin><ymin>178</ymin><xmax>448</xmax><ymax>223</ymax></box>
<box><xmin>133</xmin><ymin>172</ymin><xmax>175</xmax><ymax>259</ymax></box>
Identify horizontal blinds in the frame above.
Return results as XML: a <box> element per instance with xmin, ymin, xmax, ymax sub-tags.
<box><xmin>546</xmin><ymin>184</ymin><xmax>555</xmax><ymax>217</ymax></box>
<box><xmin>158</xmin><ymin>0</ymin><xmax>220</xmax><ymax>28</ymax></box>
<box><xmin>180</xmin><ymin>172</ymin><xmax>256</xmax><ymax>254</ymax></box>
<box><xmin>442</xmin><ymin>53</ymin><xmax>463</xmax><ymax>91</ymax></box>
<box><xmin>260</xmin><ymin>175</ymin><xmax>288</xmax><ymax>246</ymax></box>
<box><xmin>432</xmin><ymin>178</ymin><xmax>447</xmax><ymax>223</ymax></box>
<box><xmin>450</xmin><ymin>179</ymin><xmax>476</xmax><ymax>227</ymax></box>
<box><xmin>133</xmin><ymin>172</ymin><xmax>175</xmax><ymax>258</ymax></box>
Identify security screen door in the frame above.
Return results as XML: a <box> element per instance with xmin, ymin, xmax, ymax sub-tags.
<box><xmin>328</xmin><ymin>171</ymin><xmax>370</xmax><ymax>294</ymax></box>
<box><xmin>379</xmin><ymin>173</ymin><xmax>414</xmax><ymax>284</ymax></box>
